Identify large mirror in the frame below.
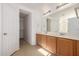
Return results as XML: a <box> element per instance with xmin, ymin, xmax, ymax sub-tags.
<box><xmin>47</xmin><ymin>7</ymin><xmax>79</xmax><ymax>35</ymax></box>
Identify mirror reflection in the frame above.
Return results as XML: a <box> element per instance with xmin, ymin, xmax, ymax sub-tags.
<box><xmin>46</xmin><ymin>7</ymin><xmax>79</xmax><ymax>35</ymax></box>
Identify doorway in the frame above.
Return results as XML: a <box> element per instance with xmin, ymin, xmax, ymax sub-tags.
<box><xmin>19</xmin><ymin>9</ymin><xmax>32</xmax><ymax>48</ymax></box>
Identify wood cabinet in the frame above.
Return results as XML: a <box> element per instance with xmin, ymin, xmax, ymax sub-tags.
<box><xmin>57</xmin><ymin>37</ymin><xmax>74</xmax><ymax>56</ymax></box>
<box><xmin>76</xmin><ymin>40</ymin><xmax>79</xmax><ymax>56</ymax></box>
<box><xmin>46</xmin><ymin>36</ymin><xmax>56</xmax><ymax>54</ymax></box>
<box><xmin>36</xmin><ymin>34</ymin><xmax>47</xmax><ymax>48</ymax></box>
<box><xmin>36</xmin><ymin>34</ymin><xmax>42</xmax><ymax>46</ymax></box>
<box><xmin>36</xmin><ymin>33</ymin><xmax>79</xmax><ymax>56</ymax></box>
<box><xmin>41</xmin><ymin>35</ymin><xmax>47</xmax><ymax>48</ymax></box>
<box><xmin>36</xmin><ymin>34</ymin><xmax>56</xmax><ymax>54</ymax></box>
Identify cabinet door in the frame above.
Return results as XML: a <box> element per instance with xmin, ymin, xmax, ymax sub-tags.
<box><xmin>36</xmin><ymin>34</ymin><xmax>42</xmax><ymax>46</ymax></box>
<box><xmin>41</xmin><ymin>35</ymin><xmax>47</xmax><ymax>48</ymax></box>
<box><xmin>46</xmin><ymin>36</ymin><xmax>56</xmax><ymax>54</ymax></box>
<box><xmin>57</xmin><ymin>37</ymin><xmax>74</xmax><ymax>56</ymax></box>
<box><xmin>77</xmin><ymin>40</ymin><xmax>79</xmax><ymax>56</ymax></box>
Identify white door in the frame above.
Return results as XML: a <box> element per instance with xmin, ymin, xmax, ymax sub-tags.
<box><xmin>2</xmin><ymin>4</ymin><xmax>19</xmax><ymax>56</ymax></box>
<box><xmin>0</xmin><ymin>4</ymin><xmax>2</xmax><ymax>56</ymax></box>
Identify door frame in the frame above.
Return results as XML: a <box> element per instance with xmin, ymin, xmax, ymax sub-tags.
<box><xmin>19</xmin><ymin>9</ymin><xmax>32</xmax><ymax>45</ymax></box>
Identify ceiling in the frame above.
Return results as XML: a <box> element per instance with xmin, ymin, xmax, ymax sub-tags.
<box><xmin>20</xmin><ymin>3</ymin><xmax>76</xmax><ymax>15</ymax></box>
<box><xmin>20</xmin><ymin>3</ymin><xmax>59</xmax><ymax>11</ymax></box>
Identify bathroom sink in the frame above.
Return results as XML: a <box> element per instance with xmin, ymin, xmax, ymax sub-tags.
<box><xmin>59</xmin><ymin>33</ymin><xmax>66</xmax><ymax>35</ymax></box>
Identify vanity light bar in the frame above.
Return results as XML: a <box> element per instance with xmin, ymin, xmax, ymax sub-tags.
<box><xmin>43</xmin><ymin>10</ymin><xmax>51</xmax><ymax>15</ymax></box>
<box><xmin>56</xmin><ymin>3</ymin><xmax>69</xmax><ymax>9</ymax></box>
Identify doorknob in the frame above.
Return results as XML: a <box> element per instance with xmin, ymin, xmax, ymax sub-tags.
<box><xmin>3</xmin><ymin>33</ymin><xmax>7</xmax><ymax>35</ymax></box>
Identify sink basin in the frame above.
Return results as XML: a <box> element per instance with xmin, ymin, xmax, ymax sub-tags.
<box><xmin>59</xmin><ymin>33</ymin><xmax>66</xmax><ymax>35</ymax></box>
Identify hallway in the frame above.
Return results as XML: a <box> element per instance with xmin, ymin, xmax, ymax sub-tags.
<box><xmin>12</xmin><ymin>39</ymin><xmax>50</xmax><ymax>56</ymax></box>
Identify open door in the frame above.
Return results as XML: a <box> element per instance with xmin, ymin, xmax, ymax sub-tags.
<box><xmin>2</xmin><ymin>4</ymin><xmax>19</xmax><ymax>56</ymax></box>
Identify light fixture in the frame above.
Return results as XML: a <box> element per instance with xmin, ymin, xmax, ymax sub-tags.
<box><xmin>43</xmin><ymin>10</ymin><xmax>51</xmax><ymax>15</ymax></box>
<box><xmin>56</xmin><ymin>3</ymin><xmax>69</xmax><ymax>9</ymax></box>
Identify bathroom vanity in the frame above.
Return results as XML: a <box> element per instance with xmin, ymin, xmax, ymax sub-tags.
<box><xmin>36</xmin><ymin>5</ymin><xmax>79</xmax><ymax>56</ymax></box>
<box><xmin>36</xmin><ymin>33</ymin><xmax>79</xmax><ymax>56</ymax></box>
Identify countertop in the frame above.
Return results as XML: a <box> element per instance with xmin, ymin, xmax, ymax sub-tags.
<box><xmin>37</xmin><ymin>32</ymin><xmax>79</xmax><ymax>40</ymax></box>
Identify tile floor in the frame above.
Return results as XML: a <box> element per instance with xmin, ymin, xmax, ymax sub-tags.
<box><xmin>12</xmin><ymin>39</ymin><xmax>51</xmax><ymax>56</ymax></box>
